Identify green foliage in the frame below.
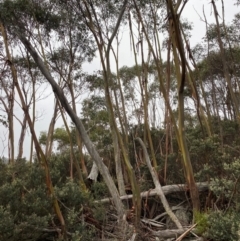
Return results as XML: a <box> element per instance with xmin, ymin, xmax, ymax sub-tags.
<box><xmin>0</xmin><ymin>0</ymin><xmax>61</xmax><ymax>32</ymax></box>
<box><xmin>0</xmin><ymin>157</ymin><xmax>103</xmax><ymax>240</ymax></box>
<box><xmin>0</xmin><ymin>206</ymin><xmax>14</xmax><ymax>240</ymax></box>
<box><xmin>204</xmin><ymin>211</ymin><xmax>240</xmax><ymax>241</ymax></box>
<box><xmin>195</xmin><ymin>210</ymin><xmax>240</xmax><ymax>241</ymax></box>
<box><xmin>194</xmin><ymin>211</ymin><xmax>209</xmax><ymax>235</ymax></box>
<box><xmin>39</xmin><ymin>131</ymin><xmax>47</xmax><ymax>145</ymax></box>
<box><xmin>210</xmin><ymin>158</ymin><xmax>240</xmax><ymax>208</ymax></box>
<box><xmin>81</xmin><ymin>95</ymin><xmax>113</xmax><ymax>156</ymax></box>
<box><xmin>90</xmin><ymin>181</ymin><xmax>109</xmax><ymax>199</ymax></box>
<box><xmin>39</xmin><ymin>127</ymin><xmax>77</xmax><ymax>153</ymax></box>
<box><xmin>0</xmin><ymin>161</ymin><xmax>52</xmax><ymax>240</ymax></box>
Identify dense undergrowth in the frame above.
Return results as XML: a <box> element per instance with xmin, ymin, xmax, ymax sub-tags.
<box><xmin>0</xmin><ymin>118</ymin><xmax>240</xmax><ymax>240</ymax></box>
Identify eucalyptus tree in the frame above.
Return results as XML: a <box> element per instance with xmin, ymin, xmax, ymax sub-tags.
<box><xmin>44</xmin><ymin>2</ymin><xmax>96</xmax><ymax>176</ymax></box>
<box><xmin>0</xmin><ymin>0</ymin><xmax>128</xmax><ymax>229</ymax></box>
<box><xmin>211</xmin><ymin>0</ymin><xmax>240</xmax><ymax>121</ymax></box>
<box><xmin>193</xmin><ymin>10</ymin><xmax>240</xmax><ymax>122</ymax></box>
<box><xmin>62</xmin><ymin>0</ymin><xmax>142</xmax><ymax>224</ymax></box>
<box><xmin>0</xmin><ymin>30</ymin><xmax>15</xmax><ymax>163</ymax></box>
<box><xmin>1</xmin><ymin>0</ymin><xmax>226</xmax><ymax>234</ymax></box>
<box><xmin>131</xmin><ymin>0</ymin><xmax>201</xmax><ymax>211</ymax></box>
<box><xmin>14</xmin><ymin>53</ymin><xmax>50</xmax><ymax>160</ymax></box>
<box><xmin>0</xmin><ymin>23</ymin><xmax>68</xmax><ymax>238</ymax></box>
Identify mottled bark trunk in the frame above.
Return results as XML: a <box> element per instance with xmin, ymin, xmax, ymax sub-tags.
<box><xmin>17</xmin><ymin>115</ymin><xmax>27</xmax><ymax>159</ymax></box>
<box><xmin>113</xmin><ymin>129</ymin><xmax>126</xmax><ymax>196</ymax></box>
<box><xmin>45</xmin><ymin>100</ymin><xmax>58</xmax><ymax>158</ymax></box>
<box><xmin>1</xmin><ymin>23</ymin><xmax>66</xmax><ymax>236</ymax></box>
<box><xmin>16</xmin><ymin>32</ymin><xmax>125</xmax><ymax>220</ymax></box>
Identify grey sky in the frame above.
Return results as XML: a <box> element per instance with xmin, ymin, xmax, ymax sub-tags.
<box><xmin>0</xmin><ymin>0</ymin><xmax>239</xmax><ymax>159</ymax></box>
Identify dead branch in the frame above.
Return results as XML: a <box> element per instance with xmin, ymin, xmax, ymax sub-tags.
<box><xmin>95</xmin><ymin>182</ymin><xmax>209</xmax><ymax>204</ymax></box>
<box><xmin>136</xmin><ymin>137</ymin><xmax>183</xmax><ymax>229</ymax></box>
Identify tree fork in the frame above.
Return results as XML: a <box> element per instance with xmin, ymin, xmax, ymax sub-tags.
<box><xmin>13</xmin><ymin>26</ymin><xmax>125</xmax><ymax>221</ymax></box>
<box><xmin>0</xmin><ymin>23</ymin><xmax>67</xmax><ymax>237</ymax></box>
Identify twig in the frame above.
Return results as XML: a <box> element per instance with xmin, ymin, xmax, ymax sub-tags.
<box><xmin>175</xmin><ymin>223</ymin><xmax>197</xmax><ymax>241</ymax></box>
<box><xmin>128</xmin><ymin>232</ymin><xmax>137</xmax><ymax>241</ymax></box>
<box><xmin>141</xmin><ymin>218</ymin><xmax>165</xmax><ymax>228</ymax></box>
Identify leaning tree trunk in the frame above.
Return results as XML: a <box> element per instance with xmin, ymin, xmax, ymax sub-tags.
<box><xmin>15</xmin><ymin>30</ymin><xmax>125</xmax><ymax>221</ymax></box>
<box><xmin>166</xmin><ymin>0</ymin><xmax>200</xmax><ymax>211</ymax></box>
<box><xmin>1</xmin><ymin>23</ymin><xmax>66</xmax><ymax>237</ymax></box>
<box><xmin>133</xmin><ymin>0</ymin><xmax>200</xmax><ymax>211</ymax></box>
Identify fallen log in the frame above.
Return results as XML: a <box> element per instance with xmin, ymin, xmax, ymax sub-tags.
<box><xmin>95</xmin><ymin>182</ymin><xmax>209</xmax><ymax>203</ymax></box>
<box><xmin>151</xmin><ymin>227</ymin><xmax>203</xmax><ymax>240</ymax></box>
<box><xmin>152</xmin><ymin>228</ymin><xmax>188</xmax><ymax>238</ymax></box>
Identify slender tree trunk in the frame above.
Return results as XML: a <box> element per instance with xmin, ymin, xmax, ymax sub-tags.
<box><xmin>111</xmin><ymin>43</ymin><xmax>129</xmax><ymax>145</ymax></box>
<box><xmin>15</xmin><ymin>30</ymin><xmax>125</xmax><ymax>221</ymax></box>
<box><xmin>57</xmin><ymin>99</ymin><xmax>86</xmax><ymax>188</ymax></box>
<box><xmin>212</xmin><ymin>0</ymin><xmax>240</xmax><ymax>122</ymax></box>
<box><xmin>167</xmin><ymin>0</ymin><xmax>199</xmax><ymax>211</ymax></box>
<box><xmin>129</xmin><ymin>13</ymin><xmax>157</xmax><ymax>168</ymax></box>
<box><xmin>105</xmin><ymin>50</ymin><xmax>126</xmax><ymax>195</ymax></box>
<box><xmin>133</xmin><ymin>0</ymin><xmax>200</xmax><ymax>211</ymax></box>
<box><xmin>17</xmin><ymin>115</ymin><xmax>27</xmax><ymax>159</ymax></box>
<box><xmin>113</xmin><ymin>128</ymin><xmax>126</xmax><ymax>196</ymax></box>
<box><xmin>66</xmin><ymin>30</ymin><xmax>88</xmax><ymax>176</ymax></box>
<box><xmin>164</xmin><ymin>38</ymin><xmax>171</xmax><ymax>184</ymax></box>
<box><xmin>136</xmin><ymin>137</ymin><xmax>183</xmax><ymax>229</ymax></box>
<box><xmin>79</xmin><ymin>0</ymin><xmax>140</xmax><ymax>225</ymax></box>
<box><xmin>26</xmin><ymin>53</ymin><xmax>36</xmax><ymax>164</ymax></box>
<box><xmin>0</xmin><ymin>23</ymin><xmax>15</xmax><ymax>164</ymax></box>
<box><xmin>68</xmin><ymin>86</ymin><xmax>88</xmax><ymax>176</ymax></box>
<box><xmin>1</xmin><ymin>23</ymin><xmax>66</xmax><ymax>236</ymax></box>
<box><xmin>45</xmin><ymin>100</ymin><xmax>58</xmax><ymax>158</ymax></box>
<box><xmin>8</xmin><ymin>89</ymin><xmax>14</xmax><ymax>163</ymax></box>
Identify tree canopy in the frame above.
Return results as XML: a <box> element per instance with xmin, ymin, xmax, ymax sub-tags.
<box><xmin>0</xmin><ymin>0</ymin><xmax>240</xmax><ymax>240</ymax></box>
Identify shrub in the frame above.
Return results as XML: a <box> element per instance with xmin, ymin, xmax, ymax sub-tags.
<box><xmin>204</xmin><ymin>211</ymin><xmax>240</xmax><ymax>241</ymax></box>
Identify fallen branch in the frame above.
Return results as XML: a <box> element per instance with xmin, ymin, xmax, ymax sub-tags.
<box><xmin>95</xmin><ymin>182</ymin><xmax>209</xmax><ymax>203</ymax></box>
<box><xmin>176</xmin><ymin>223</ymin><xmax>197</xmax><ymax>241</ymax></box>
<box><xmin>152</xmin><ymin>227</ymin><xmax>203</xmax><ymax>240</ymax></box>
<box><xmin>152</xmin><ymin>228</ymin><xmax>188</xmax><ymax>238</ymax></box>
<box><xmin>141</xmin><ymin>218</ymin><xmax>165</xmax><ymax>228</ymax></box>
<box><xmin>136</xmin><ymin>137</ymin><xmax>183</xmax><ymax>229</ymax></box>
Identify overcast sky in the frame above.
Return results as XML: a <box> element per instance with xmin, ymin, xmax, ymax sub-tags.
<box><xmin>0</xmin><ymin>0</ymin><xmax>239</xmax><ymax>159</ymax></box>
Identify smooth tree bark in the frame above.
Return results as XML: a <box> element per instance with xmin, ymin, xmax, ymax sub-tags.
<box><xmin>45</xmin><ymin>100</ymin><xmax>58</xmax><ymax>158</ymax></box>
<box><xmin>212</xmin><ymin>0</ymin><xmax>240</xmax><ymax>121</ymax></box>
<box><xmin>96</xmin><ymin>182</ymin><xmax>209</xmax><ymax>203</ymax></box>
<box><xmin>14</xmin><ymin>29</ymin><xmax>126</xmax><ymax>220</ymax></box>
<box><xmin>57</xmin><ymin>98</ymin><xmax>86</xmax><ymax>188</ymax></box>
<box><xmin>0</xmin><ymin>23</ymin><xmax>66</xmax><ymax>237</ymax></box>
<box><xmin>78</xmin><ymin>0</ymin><xmax>141</xmax><ymax>224</ymax></box>
<box><xmin>104</xmin><ymin>1</ymin><xmax>141</xmax><ymax>225</ymax></box>
<box><xmin>65</xmin><ymin>34</ymin><xmax>88</xmax><ymax>176</ymax></box>
<box><xmin>17</xmin><ymin>115</ymin><xmax>27</xmax><ymax>159</ymax></box>
<box><xmin>166</xmin><ymin>0</ymin><xmax>200</xmax><ymax>211</ymax></box>
<box><xmin>0</xmin><ymin>23</ymin><xmax>15</xmax><ymax>164</ymax></box>
<box><xmin>136</xmin><ymin>137</ymin><xmax>183</xmax><ymax>229</ymax></box>
<box><xmin>133</xmin><ymin>0</ymin><xmax>200</xmax><ymax>211</ymax></box>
